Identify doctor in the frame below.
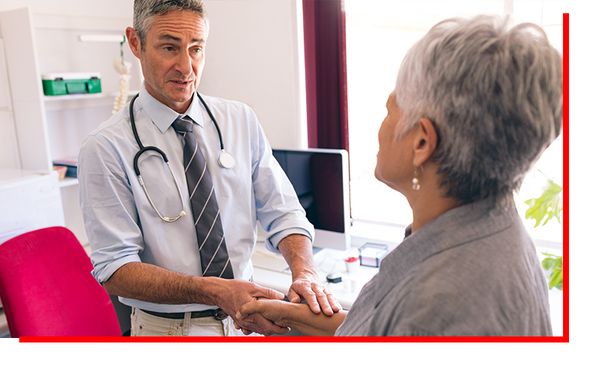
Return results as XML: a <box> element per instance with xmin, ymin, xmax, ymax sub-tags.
<box><xmin>78</xmin><ymin>0</ymin><xmax>340</xmax><ymax>337</ymax></box>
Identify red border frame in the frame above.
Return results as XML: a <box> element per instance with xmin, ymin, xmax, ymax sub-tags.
<box><xmin>18</xmin><ymin>13</ymin><xmax>570</xmax><ymax>345</ymax></box>
<box><xmin>561</xmin><ymin>11</ymin><xmax>569</xmax><ymax>342</ymax></box>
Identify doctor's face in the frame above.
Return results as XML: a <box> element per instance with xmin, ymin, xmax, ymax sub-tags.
<box><xmin>129</xmin><ymin>10</ymin><xmax>207</xmax><ymax>113</ymax></box>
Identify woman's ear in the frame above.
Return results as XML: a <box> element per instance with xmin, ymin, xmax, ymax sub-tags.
<box><xmin>412</xmin><ymin>118</ymin><xmax>438</xmax><ymax>167</ymax></box>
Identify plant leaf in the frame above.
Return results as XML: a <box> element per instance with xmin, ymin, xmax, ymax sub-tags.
<box><xmin>540</xmin><ymin>254</ymin><xmax>563</xmax><ymax>290</ymax></box>
<box><xmin>541</xmin><ymin>257</ymin><xmax>555</xmax><ymax>271</ymax></box>
<box><xmin>525</xmin><ymin>179</ymin><xmax>563</xmax><ymax>228</ymax></box>
<box><xmin>548</xmin><ymin>268</ymin><xmax>563</xmax><ymax>291</ymax></box>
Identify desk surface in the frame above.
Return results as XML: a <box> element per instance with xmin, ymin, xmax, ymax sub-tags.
<box><xmin>251</xmin><ymin>242</ymin><xmax>379</xmax><ymax>310</ymax></box>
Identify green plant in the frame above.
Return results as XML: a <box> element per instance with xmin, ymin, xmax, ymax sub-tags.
<box><xmin>524</xmin><ymin>178</ymin><xmax>563</xmax><ymax>228</ymax></box>
<box><xmin>524</xmin><ymin>174</ymin><xmax>563</xmax><ymax>291</ymax></box>
<box><xmin>541</xmin><ymin>252</ymin><xmax>563</xmax><ymax>290</ymax></box>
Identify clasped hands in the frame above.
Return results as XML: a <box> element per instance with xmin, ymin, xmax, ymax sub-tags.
<box><xmin>231</xmin><ymin>273</ymin><xmax>341</xmax><ymax>336</ymax></box>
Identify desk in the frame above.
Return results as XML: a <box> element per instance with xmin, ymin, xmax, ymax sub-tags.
<box><xmin>251</xmin><ymin>242</ymin><xmax>379</xmax><ymax>310</ymax></box>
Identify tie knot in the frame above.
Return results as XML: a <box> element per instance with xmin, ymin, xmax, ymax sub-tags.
<box><xmin>172</xmin><ymin>116</ymin><xmax>194</xmax><ymax>134</ymax></box>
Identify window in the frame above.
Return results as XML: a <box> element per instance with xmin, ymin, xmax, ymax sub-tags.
<box><xmin>345</xmin><ymin>0</ymin><xmax>564</xmax><ymax>246</ymax></box>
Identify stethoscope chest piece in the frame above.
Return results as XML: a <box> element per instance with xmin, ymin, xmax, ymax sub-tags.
<box><xmin>217</xmin><ymin>150</ymin><xmax>235</xmax><ymax>169</ymax></box>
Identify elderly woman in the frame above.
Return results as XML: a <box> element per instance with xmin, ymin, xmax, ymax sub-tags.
<box><xmin>237</xmin><ymin>14</ymin><xmax>562</xmax><ymax>336</ymax></box>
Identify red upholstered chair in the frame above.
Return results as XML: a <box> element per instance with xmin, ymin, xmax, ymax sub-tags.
<box><xmin>0</xmin><ymin>226</ymin><xmax>121</xmax><ymax>337</ymax></box>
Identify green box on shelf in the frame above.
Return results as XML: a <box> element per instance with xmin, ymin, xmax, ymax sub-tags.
<box><xmin>42</xmin><ymin>72</ymin><xmax>102</xmax><ymax>96</ymax></box>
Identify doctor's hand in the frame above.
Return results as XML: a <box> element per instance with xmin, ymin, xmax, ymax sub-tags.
<box><xmin>236</xmin><ymin>298</ymin><xmax>293</xmax><ymax>329</ymax></box>
<box><xmin>288</xmin><ymin>271</ymin><xmax>341</xmax><ymax>316</ymax></box>
<box><xmin>215</xmin><ymin>279</ymin><xmax>290</xmax><ymax>336</ymax></box>
<box><xmin>277</xmin><ymin>234</ymin><xmax>342</xmax><ymax>316</ymax></box>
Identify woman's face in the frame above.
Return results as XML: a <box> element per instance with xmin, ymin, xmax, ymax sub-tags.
<box><xmin>374</xmin><ymin>93</ymin><xmax>416</xmax><ymax>193</ymax></box>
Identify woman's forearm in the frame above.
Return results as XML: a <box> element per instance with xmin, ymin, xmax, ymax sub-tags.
<box><xmin>238</xmin><ymin>299</ymin><xmax>347</xmax><ymax>336</ymax></box>
<box><xmin>282</xmin><ymin>303</ymin><xmax>347</xmax><ymax>336</ymax></box>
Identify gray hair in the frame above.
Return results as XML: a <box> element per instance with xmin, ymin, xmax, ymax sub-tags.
<box><xmin>395</xmin><ymin>15</ymin><xmax>563</xmax><ymax>207</ymax></box>
<box><xmin>133</xmin><ymin>0</ymin><xmax>208</xmax><ymax>49</ymax></box>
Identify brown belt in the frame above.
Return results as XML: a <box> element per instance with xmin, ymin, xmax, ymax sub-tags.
<box><xmin>140</xmin><ymin>308</ymin><xmax>228</xmax><ymax>321</ymax></box>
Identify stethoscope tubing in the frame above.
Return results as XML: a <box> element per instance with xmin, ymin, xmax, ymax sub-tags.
<box><xmin>129</xmin><ymin>91</ymin><xmax>226</xmax><ymax>154</ymax></box>
<box><xmin>128</xmin><ymin>91</ymin><xmax>232</xmax><ymax>222</ymax></box>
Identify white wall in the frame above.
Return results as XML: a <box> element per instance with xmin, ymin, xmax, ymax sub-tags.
<box><xmin>200</xmin><ymin>0</ymin><xmax>307</xmax><ymax>149</ymax></box>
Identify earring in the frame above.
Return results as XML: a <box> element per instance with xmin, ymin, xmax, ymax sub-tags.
<box><xmin>412</xmin><ymin>165</ymin><xmax>423</xmax><ymax>191</ymax></box>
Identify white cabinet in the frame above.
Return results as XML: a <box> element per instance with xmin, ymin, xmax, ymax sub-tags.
<box><xmin>0</xmin><ymin>7</ymin><xmax>52</xmax><ymax>172</ymax></box>
<box><xmin>0</xmin><ymin>169</ymin><xmax>65</xmax><ymax>245</ymax></box>
<box><xmin>0</xmin><ymin>6</ymin><xmax>140</xmax><ymax>246</ymax></box>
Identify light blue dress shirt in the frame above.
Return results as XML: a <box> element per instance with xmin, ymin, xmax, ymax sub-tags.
<box><xmin>78</xmin><ymin>85</ymin><xmax>314</xmax><ymax>312</ymax></box>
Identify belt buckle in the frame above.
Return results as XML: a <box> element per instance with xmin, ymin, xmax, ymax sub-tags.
<box><xmin>213</xmin><ymin>309</ymin><xmax>228</xmax><ymax>321</ymax></box>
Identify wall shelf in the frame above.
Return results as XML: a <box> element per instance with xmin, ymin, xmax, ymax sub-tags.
<box><xmin>43</xmin><ymin>91</ymin><xmax>136</xmax><ymax>111</ymax></box>
<box><xmin>43</xmin><ymin>93</ymin><xmax>106</xmax><ymax>101</ymax></box>
<box><xmin>43</xmin><ymin>90</ymin><xmax>137</xmax><ymax>102</ymax></box>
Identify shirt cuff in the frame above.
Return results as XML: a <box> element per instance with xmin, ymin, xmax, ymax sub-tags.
<box><xmin>91</xmin><ymin>254</ymin><xmax>141</xmax><ymax>285</ymax></box>
<box><xmin>265</xmin><ymin>228</ymin><xmax>313</xmax><ymax>253</ymax></box>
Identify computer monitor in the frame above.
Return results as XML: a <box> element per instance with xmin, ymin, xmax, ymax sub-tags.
<box><xmin>272</xmin><ymin>148</ymin><xmax>351</xmax><ymax>251</ymax></box>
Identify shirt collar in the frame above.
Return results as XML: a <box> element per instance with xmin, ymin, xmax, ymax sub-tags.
<box><xmin>138</xmin><ymin>83</ymin><xmax>206</xmax><ymax>133</ymax></box>
<box><xmin>377</xmin><ymin>198</ymin><xmax>516</xmax><ymax>294</ymax></box>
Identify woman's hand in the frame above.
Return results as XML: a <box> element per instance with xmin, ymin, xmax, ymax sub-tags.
<box><xmin>237</xmin><ymin>298</ymin><xmax>347</xmax><ymax>337</ymax></box>
<box><xmin>215</xmin><ymin>279</ymin><xmax>290</xmax><ymax>336</ymax></box>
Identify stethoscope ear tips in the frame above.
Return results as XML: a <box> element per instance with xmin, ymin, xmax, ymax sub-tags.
<box><xmin>218</xmin><ymin>150</ymin><xmax>235</xmax><ymax>169</ymax></box>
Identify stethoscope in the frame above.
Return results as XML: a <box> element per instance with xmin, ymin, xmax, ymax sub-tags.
<box><xmin>129</xmin><ymin>91</ymin><xmax>235</xmax><ymax>223</ymax></box>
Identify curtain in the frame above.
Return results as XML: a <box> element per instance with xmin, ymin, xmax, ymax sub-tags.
<box><xmin>302</xmin><ymin>0</ymin><xmax>349</xmax><ymax>151</ymax></box>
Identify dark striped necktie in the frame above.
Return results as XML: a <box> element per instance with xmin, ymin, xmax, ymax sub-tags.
<box><xmin>171</xmin><ymin>116</ymin><xmax>234</xmax><ymax>279</ymax></box>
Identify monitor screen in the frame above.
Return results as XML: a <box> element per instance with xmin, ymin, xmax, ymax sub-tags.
<box><xmin>272</xmin><ymin>148</ymin><xmax>351</xmax><ymax>251</ymax></box>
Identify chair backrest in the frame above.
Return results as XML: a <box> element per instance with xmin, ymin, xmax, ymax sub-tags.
<box><xmin>0</xmin><ymin>226</ymin><xmax>121</xmax><ymax>337</ymax></box>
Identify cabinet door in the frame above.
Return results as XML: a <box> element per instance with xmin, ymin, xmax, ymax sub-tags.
<box><xmin>0</xmin><ymin>7</ymin><xmax>52</xmax><ymax>172</ymax></box>
<box><xmin>0</xmin><ymin>38</ymin><xmax>20</xmax><ymax>170</ymax></box>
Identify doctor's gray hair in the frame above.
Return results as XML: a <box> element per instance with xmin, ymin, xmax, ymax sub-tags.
<box><xmin>395</xmin><ymin>15</ymin><xmax>563</xmax><ymax>207</ymax></box>
<box><xmin>133</xmin><ymin>0</ymin><xmax>208</xmax><ymax>49</ymax></box>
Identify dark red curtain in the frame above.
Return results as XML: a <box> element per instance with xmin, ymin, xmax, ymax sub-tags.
<box><xmin>303</xmin><ymin>0</ymin><xmax>349</xmax><ymax>152</ymax></box>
